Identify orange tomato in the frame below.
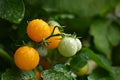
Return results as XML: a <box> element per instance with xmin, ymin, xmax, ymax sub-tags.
<box><xmin>14</xmin><ymin>46</ymin><xmax>40</xmax><ymax>70</ymax></box>
<box><xmin>27</xmin><ymin>19</ymin><xmax>50</xmax><ymax>42</ymax></box>
<box><xmin>46</xmin><ymin>25</ymin><xmax>62</xmax><ymax>49</ymax></box>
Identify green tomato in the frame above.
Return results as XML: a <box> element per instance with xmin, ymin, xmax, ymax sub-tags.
<box><xmin>58</xmin><ymin>37</ymin><xmax>78</xmax><ymax>57</ymax></box>
<box><xmin>77</xmin><ymin>63</ymin><xmax>89</xmax><ymax>76</ymax></box>
<box><xmin>75</xmin><ymin>38</ymin><xmax>82</xmax><ymax>52</ymax></box>
<box><xmin>37</xmin><ymin>46</ymin><xmax>48</xmax><ymax>57</ymax></box>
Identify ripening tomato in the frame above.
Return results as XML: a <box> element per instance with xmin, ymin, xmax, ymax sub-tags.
<box><xmin>77</xmin><ymin>63</ymin><xmax>89</xmax><ymax>76</ymax></box>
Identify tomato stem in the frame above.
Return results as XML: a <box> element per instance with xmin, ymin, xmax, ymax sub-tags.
<box><xmin>45</xmin><ymin>26</ymin><xmax>62</xmax><ymax>40</ymax></box>
<box><xmin>51</xmin><ymin>26</ymin><xmax>57</xmax><ymax>35</ymax></box>
<box><xmin>45</xmin><ymin>34</ymin><xmax>61</xmax><ymax>40</ymax></box>
<box><xmin>40</xmin><ymin>26</ymin><xmax>62</xmax><ymax>46</ymax></box>
<box><xmin>0</xmin><ymin>48</ymin><xmax>14</xmax><ymax>66</ymax></box>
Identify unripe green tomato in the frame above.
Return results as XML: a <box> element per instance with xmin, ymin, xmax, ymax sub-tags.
<box><xmin>58</xmin><ymin>37</ymin><xmax>78</xmax><ymax>57</ymax></box>
<box><xmin>77</xmin><ymin>63</ymin><xmax>89</xmax><ymax>76</ymax></box>
<box><xmin>75</xmin><ymin>38</ymin><xmax>82</xmax><ymax>52</ymax></box>
<box><xmin>37</xmin><ymin>46</ymin><xmax>48</xmax><ymax>57</ymax></box>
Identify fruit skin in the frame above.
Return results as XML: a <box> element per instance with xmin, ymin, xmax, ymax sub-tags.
<box><xmin>14</xmin><ymin>46</ymin><xmax>40</xmax><ymax>70</ymax></box>
<box><xmin>27</xmin><ymin>19</ymin><xmax>50</xmax><ymax>42</ymax></box>
<box><xmin>75</xmin><ymin>38</ymin><xmax>82</xmax><ymax>52</ymax></box>
<box><xmin>77</xmin><ymin>63</ymin><xmax>89</xmax><ymax>76</ymax></box>
<box><xmin>46</xmin><ymin>25</ymin><xmax>62</xmax><ymax>49</ymax></box>
<box><xmin>58</xmin><ymin>37</ymin><xmax>78</xmax><ymax>57</ymax></box>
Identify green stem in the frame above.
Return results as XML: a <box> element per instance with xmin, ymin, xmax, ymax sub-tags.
<box><xmin>51</xmin><ymin>26</ymin><xmax>57</xmax><ymax>35</ymax></box>
<box><xmin>46</xmin><ymin>26</ymin><xmax>60</xmax><ymax>40</ymax></box>
<box><xmin>45</xmin><ymin>34</ymin><xmax>61</xmax><ymax>40</ymax></box>
<box><xmin>0</xmin><ymin>48</ymin><xmax>14</xmax><ymax>66</ymax></box>
<box><xmin>40</xmin><ymin>26</ymin><xmax>62</xmax><ymax>46</ymax></box>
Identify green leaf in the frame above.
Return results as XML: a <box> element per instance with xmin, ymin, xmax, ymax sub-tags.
<box><xmin>88</xmin><ymin>67</ymin><xmax>120</xmax><ymax>80</ymax></box>
<box><xmin>88</xmin><ymin>68</ymin><xmax>113</xmax><ymax>80</ymax></box>
<box><xmin>90</xmin><ymin>20</ymin><xmax>111</xmax><ymax>54</ymax></box>
<box><xmin>0</xmin><ymin>48</ymin><xmax>13</xmax><ymax>65</ymax></box>
<box><xmin>42</xmin><ymin>0</ymin><xmax>110</xmax><ymax>17</ymax></box>
<box><xmin>1</xmin><ymin>69</ymin><xmax>37</xmax><ymax>80</ymax></box>
<box><xmin>107</xmin><ymin>25</ymin><xmax>120</xmax><ymax>46</ymax></box>
<box><xmin>41</xmin><ymin>70</ymin><xmax>73</xmax><ymax>80</ymax></box>
<box><xmin>90</xmin><ymin>20</ymin><xmax>120</xmax><ymax>54</ymax></box>
<box><xmin>0</xmin><ymin>0</ymin><xmax>25</xmax><ymax>23</ymax></box>
<box><xmin>111</xmin><ymin>67</ymin><xmax>120</xmax><ymax>80</ymax></box>
<box><xmin>81</xmin><ymin>48</ymin><xmax>112</xmax><ymax>73</ymax></box>
<box><xmin>53</xmin><ymin>64</ymin><xmax>69</xmax><ymax>73</ymax></box>
<box><xmin>70</xmin><ymin>53</ymin><xmax>88</xmax><ymax>72</ymax></box>
<box><xmin>41</xmin><ymin>64</ymin><xmax>73</xmax><ymax>80</ymax></box>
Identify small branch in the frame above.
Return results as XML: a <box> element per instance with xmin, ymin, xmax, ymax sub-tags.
<box><xmin>39</xmin><ymin>26</ymin><xmax>62</xmax><ymax>46</ymax></box>
<box><xmin>51</xmin><ymin>26</ymin><xmax>58</xmax><ymax>36</ymax></box>
<box><xmin>45</xmin><ymin>26</ymin><xmax>61</xmax><ymax>40</ymax></box>
<box><xmin>45</xmin><ymin>34</ymin><xmax>61</xmax><ymax>40</ymax></box>
<box><xmin>0</xmin><ymin>48</ymin><xmax>14</xmax><ymax>67</ymax></box>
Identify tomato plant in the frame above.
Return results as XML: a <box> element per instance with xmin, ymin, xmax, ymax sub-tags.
<box><xmin>0</xmin><ymin>0</ymin><xmax>120</xmax><ymax>80</ymax></box>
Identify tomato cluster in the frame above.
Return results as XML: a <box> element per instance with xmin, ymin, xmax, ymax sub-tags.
<box><xmin>13</xmin><ymin>19</ymin><xmax>84</xmax><ymax>79</ymax></box>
